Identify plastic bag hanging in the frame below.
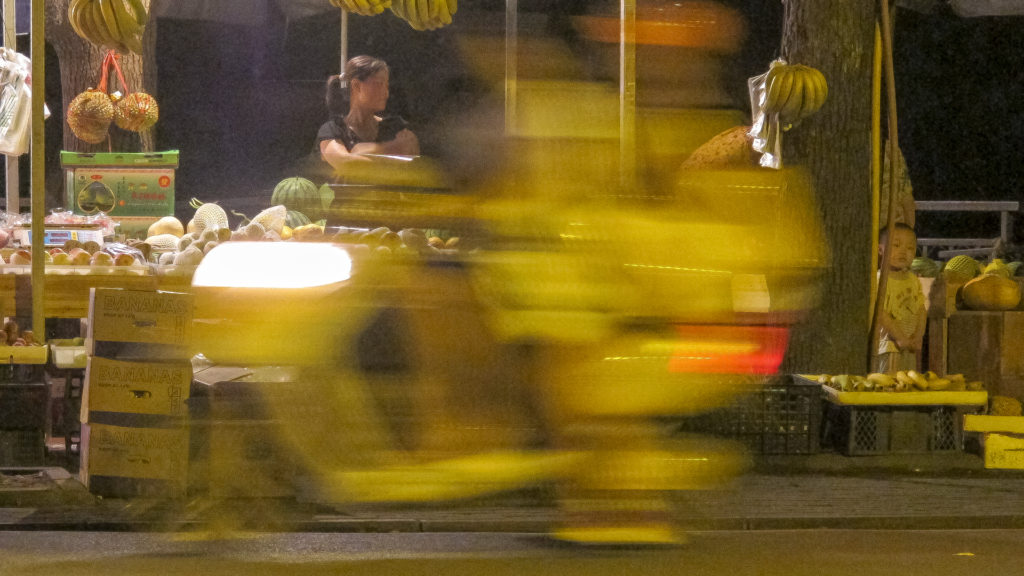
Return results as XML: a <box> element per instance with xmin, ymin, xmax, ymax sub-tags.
<box><xmin>748</xmin><ymin>58</ymin><xmax>786</xmax><ymax>169</ymax></box>
<box><xmin>0</xmin><ymin>48</ymin><xmax>50</xmax><ymax>157</ymax></box>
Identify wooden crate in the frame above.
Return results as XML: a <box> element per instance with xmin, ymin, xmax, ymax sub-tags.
<box><xmin>946</xmin><ymin>311</ymin><xmax>1024</xmax><ymax>398</ymax></box>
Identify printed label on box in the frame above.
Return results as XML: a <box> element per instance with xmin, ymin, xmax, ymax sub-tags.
<box><xmin>66</xmin><ymin>168</ymin><xmax>175</xmax><ymax>218</ymax></box>
<box><xmin>80</xmin><ymin>422</ymin><xmax>189</xmax><ymax>492</ymax></box>
<box><xmin>83</xmin><ymin>357</ymin><xmax>191</xmax><ymax>419</ymax></box>
<box><xmin>88</xmin><ymin>288</ymin><xmax>193</xmax><ymax>346</ymax></box>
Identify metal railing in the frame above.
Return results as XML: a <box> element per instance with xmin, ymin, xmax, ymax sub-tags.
<box><xmin>915</xmin><ymin>200</ymin><xmax>1018</xmax><ymax>259</ymax></box>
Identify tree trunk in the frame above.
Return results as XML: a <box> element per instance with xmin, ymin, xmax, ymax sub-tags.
<box><xmin>779</xmin><ymin>2</ymin><xmax>877</xmax><ymax>374</ymax></box>
<box><xmin>44</xmin><ymin>0</ymin><xmax>156</xmax><ymax>155</ymax></box>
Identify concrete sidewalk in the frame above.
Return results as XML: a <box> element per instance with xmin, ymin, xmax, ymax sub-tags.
<box><xmin>3</xmin><ymin>452</ymin><xmax>1024</xmax><ymax>532</ymax></box>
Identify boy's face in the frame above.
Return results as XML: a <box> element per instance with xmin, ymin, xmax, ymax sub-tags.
<box><xmin>886</xmin><ymin>228</ymin><xmax>917</xmax><ymax>271</ymax></box>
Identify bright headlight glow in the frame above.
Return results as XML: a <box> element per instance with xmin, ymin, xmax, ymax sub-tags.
<box><xmin>192</xmin><ymin>242</ymin><xmax>353</xmax><ymax>289</ymax></box>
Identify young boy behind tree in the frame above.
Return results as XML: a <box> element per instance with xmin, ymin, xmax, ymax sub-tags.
<box><xmin>874</xmin><ymin>223</ymin><xmax>926</xmax><ymax>374</ymax></box>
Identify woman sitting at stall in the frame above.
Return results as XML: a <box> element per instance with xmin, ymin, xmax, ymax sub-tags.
<box><xmin>316</xmin><ymin>55</ymin><xmax>420</xmax><ymax>174</ymax></box>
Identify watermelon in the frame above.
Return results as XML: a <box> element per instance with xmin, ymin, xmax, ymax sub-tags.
<box><xmin>272</xmin><ymin>177</ymin><xmax>325</xmax><ymax>221</ymax></box>
<box><xmin>285</xmin><ymin>210</ymin><xmax>312</xmax><ymax>228</ymax></box>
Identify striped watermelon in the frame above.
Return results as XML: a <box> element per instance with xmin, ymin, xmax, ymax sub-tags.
<box><xmin>272</xmin><ymin>177</ymin><xmax>324</xmax><ymax>221</ymax></box>
<box><xmin>286</xmin><ymin>210</ymin><xmax>312</xmax><ymax>228</ymax></box>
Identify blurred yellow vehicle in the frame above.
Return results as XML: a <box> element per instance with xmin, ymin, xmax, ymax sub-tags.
<box><xmin>188</xmin><ymin>79</ymin><xmax>827</xmax><ymax>545</ymax></box>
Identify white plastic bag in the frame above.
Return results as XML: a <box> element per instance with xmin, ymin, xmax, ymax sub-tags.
<box><xmin>0</xmin><ymin>48</ymin><xmax>50</xmax><ymax>157</ymax></box>
<box><xmin>748</xmin><ymin>58</ymin><xmax>785</xmax><ymax>170</ymax></box>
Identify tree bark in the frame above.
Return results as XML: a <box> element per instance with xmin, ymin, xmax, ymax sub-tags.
<box><xmin>44</xmin><ymin>0</ymin><xmax>156</xmax><ymax>155</ymax></box>
<box><xmin>779</xmin><ymin>1</ymin><xmax>877</xmax><ymax>374</ymax></box>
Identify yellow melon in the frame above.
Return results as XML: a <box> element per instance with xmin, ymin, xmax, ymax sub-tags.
<box><xmin>962</xmin><ymin>273</ymin><xmax>1021</xmax><ymax>311</ymax></box>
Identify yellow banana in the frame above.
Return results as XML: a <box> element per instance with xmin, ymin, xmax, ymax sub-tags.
<box><xmin>801</xmin><ymin>67</ymin><xmax>822</xmax><ymax>119</ymax></box>
<box><xmin>122</xmin><ymin>27</ymin><xmax>143</xmax><ymax>54</ymax></box>
<box><xmin>110</xmin><ymin>0</ymin><xmax>140</xmax><ymax>43</ymax></box>
<box><xmin>866</xmin><ymin>372</ymin><xmax>896</xmax><ymax>389</ymax></box>
<box><xmin>67</xmin><ymin>0</ymin><xmax>91</xmax><ymax>42</ymax></box>
<box><xmin>87</xmin><ymin>0</ymin><xmax>115</xmax><ymax>47</ymax></box>
<box><xmin>404</xmin><ymin>0</ymin><xmax>424</xmax><ymax>29</ymax></box>
<box><xmin>125</xmin><ymin>0</ymin><xmax>149</xmax><ymax>27</ymax></box>
<box><xmin>437</xmin><ymin>0</ymin><xmax>453</xmax><ymax>25</ymax></box>
<box><xmin>907</xmin><ymin>370</ymin><xmax>929</xmax><ymax>390</ymax></box>
<box><xmin>389</xmin><ymin>0</ymin><xmax>406</xmax><ymax>18</ymax></box>
<box><xmin>895</xmin><ymin>370</ymin><xmax>915</xmax><ymax>387</ymax></box>
<box><xmin>98</xmin><ymin>0</ymin><xmax>123</xmax><ymax>46</ymax></box>
<box><xmin>803</xmin><ymin>67</ymin><xmax>825</xmax><ymax>117</ymax></box>
<box><xmin>778</xmin><ymin>71</ymin><xmax>805</xmax><ymax>122</ymax></box>
<box><xmin>350</xmin><ymin>0</ymin><xmax>375</xmax><ymax>16</ymax></box>
<box><xmin>415</xmin><ymin>0</ymin><xmax>431</xmax><ymax>29</ymax></box>
<box><xmin>76</xmin><ymin>0</ymin><xmax>104</xmax><ymax>46</ymax></box>
<box><xmin>813</xmin><ymin>67</ymin><xmax>828</xmax><ymax>107</ymax></box>
<box><xmin>928</xmin><ymin>378</ymin><xmax>951</xmax><ymax>391</ymax></box>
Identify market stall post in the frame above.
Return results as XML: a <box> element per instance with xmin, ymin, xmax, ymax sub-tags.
<box><xmin>30</xmin><ymin>0</ymin><xmax>43</xmax><ymax>340</ymax></box>
<box><xmin>3</xmin><ymin>0</ymin><xmax>17</xmax><ymax>215</ymax></box>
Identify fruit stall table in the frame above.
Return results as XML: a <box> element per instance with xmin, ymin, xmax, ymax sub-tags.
<box><xmin>1</xmin><ymin>267</ymin><xmax>194</xmax><ymax>320</ymax></box>
<box><xmin>816</xmin><ymin>383</ymin><xmax>988</xmax><ymax>455</ymax></box>
<box><xmin>5</xmin><ymin>268</ymin><xmax>163</xmax><ymax>319</ymax></box>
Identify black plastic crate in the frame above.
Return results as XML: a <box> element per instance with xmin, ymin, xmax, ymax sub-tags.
<box><xmin>0</xmin><ymin>429</ymin><xmax>45</xmax><ymax>466</ymax></box>
<box><xmin>674</xmin><ymin>377</ymin><xmax>823</xmax><ymax>454</ymax></box>
<box><xmin>0</xmin><ymin>363</ymin><xmax>45</xmax><ymax>384</ymax></box>
<box><xmin>0</xmin><ymin>381</ymin><xmax>48</xmax><ymax>430</ymax></box>
<box><xmin>824</xmin><ymin>403</ymin><xmax>978</xmax><ymax>455</ymax></box>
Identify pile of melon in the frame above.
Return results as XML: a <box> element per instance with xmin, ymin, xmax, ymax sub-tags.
<box><xmin>140</xmin><ymin>177</ymin><xmax>469</xmax><ymax>267</ymax></box>
<box><xmin>934</xmin><ymin>255</ymin><xmax>1023</xmax><ymax>311</ymax></box>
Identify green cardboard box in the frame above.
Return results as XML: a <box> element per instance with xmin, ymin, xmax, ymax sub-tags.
<box><xmin>62</xmin><ymin>151</ymin><xmax>179</xmax><ymax>218</ymax></box>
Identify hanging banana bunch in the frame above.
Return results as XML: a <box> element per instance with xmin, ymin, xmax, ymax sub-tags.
<box><xmin>763</xmin><ymin>62</ymin><xmax>829</xmax><ymax>125</ymax></box>
<box><xmin>67</xmin><ymin>0</ymin><xmax>149</xmax><ymax>54</ymax></box>
<box><xmin>390</xmin><ymin>0</ymin><xmax>457</xmax><ymax>31</ymax></box>
<box><xmin>330</xmin><ymin>0</ymin><xmax>457</xmax><ymax>31</ymax></box>
<box><xmin>329</xmin><ymin>0</ymin><xmax>391</xmax><ymax>16</ymax></box>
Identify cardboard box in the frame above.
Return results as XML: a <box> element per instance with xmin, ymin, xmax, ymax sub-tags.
<box><xmin>980</xmin><ymin>432</ymin><xmax>1024</xmax><ymax>470</ymax></box>
<box><xmin>187</xmin><ymin>370</ymin><xmax>300</xmax><ymax>497</ymax></box>
<box><xmin>82</xmin><ymin>357</ymin><xmax>191</xmax><ymax>420</ymax></box>
<box><xmin>87</xmin><ymin>288</ymin><xmax>193</xmax><ymax>359</ymax></box>
<box><xmin>62</xmin><ymin>151</ymin><xmax>178</xmax><ymax>218</ymax></box>
<box><xmin>947</xmin><ymin>310</ymin><xmax>1024</xmax><ymax>397</ymax></box>
<box><xmin>79</xmin><ymin>421</ymin><xmax>189</xmax><ymax>497</ymax></box>
<box><xmin>190</xmin><ymin>420</ymin><xmax>296</xmax><ymax>498</ymax></box>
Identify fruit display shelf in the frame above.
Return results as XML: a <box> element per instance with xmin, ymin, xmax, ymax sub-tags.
<box><xmin>820</xmin><ymin>384</ymin><xmax>988</xmax><ymax>407</ymax></box>
<box><xmin>805</xmin><ymin>379</ymin><xmax>988</xmax><ymax>456</ymax></box>
<box><xmin>5</xmin><ymin>268</ymin><xmax>161</xmax><ymax>319</ymax></box>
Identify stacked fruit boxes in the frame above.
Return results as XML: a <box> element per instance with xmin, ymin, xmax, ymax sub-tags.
<box><xmin>79</xmin><ymin>287</ymin><xmax>193</xmax><ymax>498</ymax></box>
<box><xmin>189</xmin><ymin>371</ymin><xmax>298</xmax><ymax>499</ymax></box>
